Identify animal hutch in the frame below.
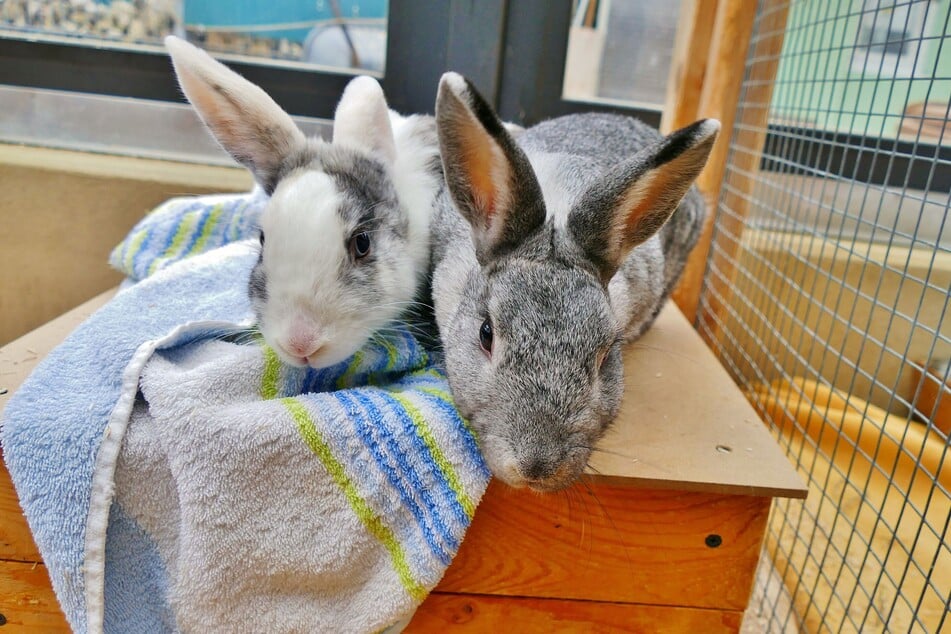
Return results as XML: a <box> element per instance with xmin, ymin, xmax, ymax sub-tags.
<box><xmin>1</xmin><ymin>0</ymin><xmax>948</xmax><ymax>632</ymax></box>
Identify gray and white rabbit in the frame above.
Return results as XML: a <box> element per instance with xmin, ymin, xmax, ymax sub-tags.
<box><xmin>165</xmin><ymin>36</ymin><xmax>441</xmax><ymax>368</ymax></box>
<box><xmin>431</xmin><ymin>73</ymin><xmax>719</xmax><ymax>491</ymax></box>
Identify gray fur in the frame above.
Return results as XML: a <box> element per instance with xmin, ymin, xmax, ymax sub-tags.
<box><xmin>431</xmin><ymin>74</ymin><xmax>718</xmax><ymax>491</ymax></box>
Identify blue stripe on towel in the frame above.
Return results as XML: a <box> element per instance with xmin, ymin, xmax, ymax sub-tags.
<box><xmin>336</xmin><ymin>391</ymin><xmax>456</xmax><ymax>564</ymax></box>
<box><xmin>367</xmin><ymin>390</ymin><xmax>471</xmax><ymax>527</ymax></box>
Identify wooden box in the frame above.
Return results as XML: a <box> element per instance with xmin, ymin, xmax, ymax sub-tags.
<box><xmin>0</xmin><ymin>294</ymin><xmax>805</xmax><ymax>632</ymax></box>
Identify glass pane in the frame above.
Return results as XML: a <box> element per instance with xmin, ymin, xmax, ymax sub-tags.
<box><xmin>562</xmin><ymin>0</ymin><xmax>682</xmax><ymax>109</ymax></box>
<box><xmin>0</xmin><ymin>0</ymin><xmax>389</xmax><ymax>73</ymax></box>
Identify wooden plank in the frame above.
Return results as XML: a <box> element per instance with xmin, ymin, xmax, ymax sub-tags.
<box><xmin>407</xmin><ymin>593</ymin><xmax>744</xmax><ymax>633</ymax></box>
<box><xmin>660</xmin><ymin>0</ymin><xmax>720</xmax><ymax>135</ymax></box>
<box><xmin>0</xmin><ymin>143</ymin><xmax>251</xmax><ymax>191</ymax></box>
<box><xmin>0</xmin><ymin>454</ymin><xmax>39</xmax><ymax>563</ymax></box>
<box><xmin>0</xmin><ymin>560</ymin><xmax>69</xmax><ymax>632</ymax></box>
<box><xmin>593</xmin><ymin>303</ymin><xmax>807</xmax><ymax>498</ymax></box>
<box><xmin>671</xmin><ymin>0</ymin><xmax>759</xmax><ymax>322</ymax></box>
<box><xmin>437</xmin><ymin>480</ymin><xmax>771</xmax><ymax>611</ymax></box>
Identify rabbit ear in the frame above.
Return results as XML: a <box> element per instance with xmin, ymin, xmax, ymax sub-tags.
<box><xmin>569</xmin><ymin>119</ymin><xmax>720</xmax><ymax>280</ymax></box>
<box><xmin>436</xmin><ymin>72</ymin><xmax>546</xmax><ymax>264</ymax></box>
<box><xmin>165</xmin><ymin>36</ymin><xmax>306</xmax><ymax>194</ymax></box>
<box><xmin>332</xmin><ymin>76</ymin><xmax>397</xmax><ymax>163</ymax></box>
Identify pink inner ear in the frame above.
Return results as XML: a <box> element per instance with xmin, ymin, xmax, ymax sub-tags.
<box><xmin>459</xmin><ymin>127</ymin><xmax>500</xmax><ymax>228</ymax></box>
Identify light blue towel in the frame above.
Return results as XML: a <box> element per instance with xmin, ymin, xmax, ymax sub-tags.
<box><xmin>2</xmin><ymin>194</ymin><xmax>489</xmax><ymax>633</ymax></box>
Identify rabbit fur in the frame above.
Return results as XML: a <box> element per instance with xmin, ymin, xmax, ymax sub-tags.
<box><xmin>165</xmin><ymin>36</ymin><xmax>442</xmax><ymax>369</ymax></box>
<box><xmin>430</xmin><ymin>72</ymin><xmax>719</xmax><ymax>491</ymax></box>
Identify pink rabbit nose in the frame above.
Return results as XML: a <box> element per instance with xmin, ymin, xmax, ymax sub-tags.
<box><xmin>283</xmin><ymin>326</ymin><xmax>325</xmax><ymax>362</ymax></box>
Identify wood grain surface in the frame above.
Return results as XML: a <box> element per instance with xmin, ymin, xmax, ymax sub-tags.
<box><xmin>437</xmin><ymin>480</ymin><xmax>771</xmax><ymax>611</ymax></box>
<box><xmin>408</xmin><ymin>593</ymin><xmax>744</xmax><ymax>633</ymax></box>
<box><xmin>0</xmin><ymin>560</ymin><xmax>69</xmax><ymax>632</ymax></box>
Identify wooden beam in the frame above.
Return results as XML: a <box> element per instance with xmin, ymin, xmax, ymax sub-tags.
<box><xmin>670</xmin><ymin>0</ymin><xmax>760</xmax><ymax>322</ymax></box>
<box><xmin>698</xmin><ymin>1</ymin><xmax>792</xmax><ymax>343</ymax></box>
<box><xmin>436</xmin><ymin>480</ymin><xmax>771</xmax><ymax>611</ymax></box>
<box><xmin>660</xmin><ymin>0</ymin><xmax>720</xmax><ymax>135</ymax></box>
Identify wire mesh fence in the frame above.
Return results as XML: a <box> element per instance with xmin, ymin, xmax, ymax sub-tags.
<box><xmin>695</xmin><ymin>0</ymin><xmax>951</xmax><ymax>631</ymax></box>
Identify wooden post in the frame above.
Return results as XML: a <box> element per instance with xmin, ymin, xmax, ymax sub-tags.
<box><xmin>669</xmin><ymin>0</ymin><xmax>766</xmax><ymax>323</ymax></box>
<box><xmin>697</xmin><ymin>2</ymin><xmax>791</xmax><ymax>343</ymax></box>
<box><xmin>660</xmin><ymin>0</ymin><xmax>720</xmax><ymax>135</ymax></box>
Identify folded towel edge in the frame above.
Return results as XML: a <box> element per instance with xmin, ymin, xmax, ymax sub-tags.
<box><xmin>82</xmin><ymin>319</ymin><xmax>247</xmax><ymax>634</ymax></box>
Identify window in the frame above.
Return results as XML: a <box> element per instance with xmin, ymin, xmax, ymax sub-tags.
<box><xmin>0</xmin><ymin>1</ymin><xmax>671</xmax><ymax>161</ymax></box>
<box><xmin>563</xmin><ymin>0</ymin><xmax>683</xmax><ymax>108</ymax></box>
<box><xmin>0</xmin><ymin>0</ymin><xmax>389</xmax><ymax>73</ymax></box>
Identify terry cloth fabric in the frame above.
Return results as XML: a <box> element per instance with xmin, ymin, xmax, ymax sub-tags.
<box><xmin>108</xmin><ymin>189</ymin><xmax>268</xmax><ymax>283</ymax></box>
<box><xmin>2</xmin><ymin>193</ymin><xmax>489</xmax><ymax>633</ymax></box>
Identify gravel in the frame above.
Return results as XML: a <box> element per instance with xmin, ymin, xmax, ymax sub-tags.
<box><xmin>0</xmin><ymin>0</ymin><xmax>306</xmax><ymax>61</ymax></box>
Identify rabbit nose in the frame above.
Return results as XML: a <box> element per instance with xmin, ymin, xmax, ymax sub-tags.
<box><xmin>518</xmin><ymin>455</ymin><xmax>558</xmax><ymax>482</ymax></box>
<box><xmin>284</xmin><ymin>333</ymin><xmax>324</xmax><ymax>360</ymax></box>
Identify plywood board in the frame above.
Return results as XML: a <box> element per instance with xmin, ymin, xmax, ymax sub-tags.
<box><xmin>590</xmin><ymin>303</ymin><xmax>807</xmax><ymax>498</ymax></box>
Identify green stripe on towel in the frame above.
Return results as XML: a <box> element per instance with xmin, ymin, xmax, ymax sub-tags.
<box><xmin>148</xmin><ymin>212</ymin><xmax>198</xmax><ymax>276</ymax></box>
<box><xmin>187</xmin><ymin>203</ymin><xmax>223</xmax><ymax>256</ymax></box>
<box><xmin>336</xmin><ymin>349</ymin><xmax>364</xmax><ymax>390</ymax></box>
<box><xmin>283</xmin><ymin>397</ymin><xmax>427</xmax><ymax>601</ymax></box>
<box><xmin>261</xmin><ymin>344</ymin><xmax>282</xmax><ymax>400</ymax></box>
<box><xmin>389</xmin><ymin>393</ymin><xmax>476</xmax><ymax>518</ymax></box>
<box><xmin>122</xmin><ymin>228</ymin><xmax>149</xmax><ymax>274</ymax></box>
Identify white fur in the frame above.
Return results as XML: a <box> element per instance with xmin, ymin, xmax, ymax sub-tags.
<box><xmin>168</xmin><ymin>36</ymin><xmax>441</xmax><ymax>369</ymax></box>
<box><xmin>259</xmin><ymin>172</ymin><xmax>347</xmax><ymax>365</ymax></box>
<box><xmin>530</xmin><ymin>153</ymin><xmax>575</xmax><ymax>229</ymax></box>
<box><xmin>333</xmin><ymin>76</ymin><xmax>397</xmax><ymax>163</ymax></box>
<box><xmin>388</xmin><ymin>113</ymin><xmax>440</xmax><ymax>296</ymax></box>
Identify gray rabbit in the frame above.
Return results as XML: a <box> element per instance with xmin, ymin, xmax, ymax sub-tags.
<box><xmin>431</xmin><ymin>73</ymin><xmax>719</xmax><ymax>491</ymax></box>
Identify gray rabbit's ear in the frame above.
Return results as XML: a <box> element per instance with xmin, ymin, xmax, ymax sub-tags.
<box><xmin>165</xmin><ymin>36</ymin><xmax>306</xmax><ymax>194</ymax></box>
<box><xmin>570</xmin><ymin>119</ymin><xmax>720</xmax><ymax>280</ymax></box>
<box><xmin>333</xmin><ymin>75</ymin><xmax>396</xmax><ymax>163</ymax></box>
<box><xmin>436</xmin><ymin>72</ymin><xmax>546</xmax><ymax>264</ymax></box>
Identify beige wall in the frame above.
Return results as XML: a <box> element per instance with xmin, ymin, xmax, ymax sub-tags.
<box><xmin>0</xmin><ymin>145</ymin><xmax>252</xmax><ymax>345</ymax></box>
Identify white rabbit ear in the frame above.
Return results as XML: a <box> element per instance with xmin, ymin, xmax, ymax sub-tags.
<box><xmin>570</xmin><ymin>119</ymin><xmax>720</xmax><ymax>279</ymax></box>
<box><xmin>435</xmin><ymin>72</ymin><xmax>545</xmax><ymax>264</ymax></box>
<box><xmin>165</xmin><ymin>35</ymin><xmax>306</xmax><ymax>194</ymax></box>
<box><xmin>332</xmin><ymin>75</ymin><xmax>397</xmax><ymax>163</ymax></box>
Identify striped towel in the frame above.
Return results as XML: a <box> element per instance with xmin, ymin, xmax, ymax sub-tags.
<box><xmin>109</xmin><ymin>189</ymin><xmax>267</xmax><ymax>282</ymax></box>
<box><xmin>2</xmin><ymin>193</ymin><xmax>489</xmax><ymax>633</ymax></box>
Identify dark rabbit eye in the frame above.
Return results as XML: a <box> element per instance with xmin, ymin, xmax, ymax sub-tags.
<box><xmin>479</xmin><ymin>318</ymin><xmax>493</xmax><ymax>355</ymax></box>
<box><xmin>258</xmin><ymin>231</ymin><xmax>265</xmax><ymax>247</ymax></box>
<box><xmin>350</xmin><ymin>232</ymin><xmax>371</xmax><ymax>259</ymax></box>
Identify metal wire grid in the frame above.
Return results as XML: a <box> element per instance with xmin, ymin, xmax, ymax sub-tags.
<box><xmin>696</xmin><ymin>1</ymin><xmax>951</xmax><ymax>632</ymax></box>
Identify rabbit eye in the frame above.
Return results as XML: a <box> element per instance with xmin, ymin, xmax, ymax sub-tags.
<box><xmin>479</xmin><ymin>318</ymin><xmax>493</xmax><ymax>356</ymax></box>
<box><xmin>258</xmin><ymin>231</ymin><xmax>265</xmax><ymax>247</ymax></box>
<box><xmin>350</xmin><ymin>232</ymin><xmax>371</xmax><ymax>259</ymax></box>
